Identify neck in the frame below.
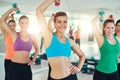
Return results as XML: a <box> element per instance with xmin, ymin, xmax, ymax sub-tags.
<box><xmin>20</xmin><ymin>31</ymin><xmax>27</xmax><ymax>36</ymax></box>
<box><xmin>105</xmin><ymin>34</ymin><xmax>114</xmax><ymax>39</ymax></box>
<box><xmin>55</xmin><ymin>32</ymin><xmax>64</xmax><ymax>38</ymax></box>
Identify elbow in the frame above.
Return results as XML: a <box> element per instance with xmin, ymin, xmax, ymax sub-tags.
<box><xmin>34</xmin><ymin>47</ymin><xmax>39</xmax><ymax>55</ymax></box>
<box><xmin>36</xmin><ymin>49</ymin><xmax>39</xmax><ymax>54</ymax></box>
<box><xmin>80</xmin><ymin>53</ymin><xmax>85</xmax><ymax>61</ymax></box>
<box><xmin>0</xmin><ymin>18</ymin><xmax>3</xmax><ymax>22</ymax></box>
<box><xmin>36</xmin><ymin>7</ymin><xmax>43</xmax><ymax>15</ymax></box>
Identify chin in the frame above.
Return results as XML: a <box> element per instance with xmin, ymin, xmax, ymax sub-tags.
<box><xmin>61</xmin><ymin>29</ymin><xmax>67</xmax><ymax>32</ymax></box>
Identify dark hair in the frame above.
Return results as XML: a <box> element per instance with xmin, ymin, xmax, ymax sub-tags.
<box><xmin>103</xmin><ymin>19</ymin><xmax>114</xmax><ymax>36</ymax></box>
<box><xmin>115</xmin><ymin>19</ymin><xmax>120</xmax><ymax>34</ymax></box>
<box><xmin>116</xmin><ymin>20</ymin><xmax>120</xmax><ymax>26</ymax></box>
<box><xmin>54</xmin><ymin>12</ymin><xmax>67</xmax><ymax>22</ymax></box>
<box><xmin>19</xmin><ymin>15</ymin><xmax>29</xmax><ymax>23</ymax></box>
<box><xmin>8</xmin><ymin>20</ymin><xmax>16</xmax><ymax>24</ymax></box>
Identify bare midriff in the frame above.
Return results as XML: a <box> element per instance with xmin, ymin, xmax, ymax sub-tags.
<box><xmin>12</xmin><ymin>51</ymin><xmax>30</xmax><ymax>64</ymax></box>
<box><xmin>48</xmin><ymin>56</ymin><xmax>72</xmax><ymax>79</ymax></box>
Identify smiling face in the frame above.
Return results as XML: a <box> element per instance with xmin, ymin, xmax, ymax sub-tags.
<box><xmin>103</xmin><ymin>19</ymin><xmax>115</xmax><ymax>36</ymax></box>
<box><xmin>19</xmin><ymin>15</ymin><xmax>29</xmax><ymax>32</ymax></box>
<box><xmin>104</xmin><ymin>23</ymin><xmax>115</xmax><ymax>36</ymax></box>
<box><xmin>54</xmin><ymin>12</ymin><xmax>68</xmax><ymax>33</ymax></box>
<box><xmin>54</xmin><ymin>16</ymin><xmax>67</xmax><ymax>33</ymax></box>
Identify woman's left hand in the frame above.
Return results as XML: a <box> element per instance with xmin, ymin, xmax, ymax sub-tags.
<box><xmin>28</xmin><ymin>60</ymin><xmax>34</xmax><ymax>65</ymax></box>
<box><xmin>70</xmin><ymin>65</ymin><xmax>81</xmax><ymax>74</ymax></box>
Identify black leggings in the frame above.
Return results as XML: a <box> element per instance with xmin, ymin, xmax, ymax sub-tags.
<box><xmin>93</xmin><ymin>69</ymin><xmax>119</xmax><ymax>80</ymax></box>
<box><xmin>118</xmin><ymin>63</ymin><xmax>120</xmax><ymax>80</ymax></box>
<box><xmin>4</xmin><ymin>59</ymin><xmax>11</xmax><ymax>80</ymax></box>
<box><xmin>47</xmin><ymin>64</ymin><xmax>78</xmax><ymax>80</ymax></box>
<box><xmin>75</xmin><ymin>39</ymin><xmax>80</xmax><ymax>47</ymax></box>
<box><xmin>48</xmin><ymin>74</ymin><xmax>78</xmax><ymax>80</ymax></box>
<box><xmin>7</xmin><ymin>61</ymin><xmax>32</xmax><ymax>80</ymax></box>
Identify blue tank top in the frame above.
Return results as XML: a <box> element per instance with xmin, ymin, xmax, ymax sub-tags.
<box><xmin>46</xmin><ymin>33</ymin><xmax>71</xmax><ymax>58</ymax></box>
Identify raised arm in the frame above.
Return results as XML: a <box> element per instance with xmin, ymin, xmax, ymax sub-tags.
<box><xmin>47</xmin><ymin>14</ymin><xmax>54</xmax><ymax>32</ymax></box>
<box><xmin>36</xmin><ymin>0</ymin><xmax>56</xmax><ymax>48</ymax></box>
<box><xmin>0</xmin><ymin>7</ymin><xmax>17</xmax><ymax>36</ymax></box>
<box><xmin>91</xmin><ymin>15</ymin><xmax>104</xmax><ymax>47</ymax></box>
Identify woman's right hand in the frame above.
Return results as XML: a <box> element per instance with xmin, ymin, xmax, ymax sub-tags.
<box><xmin>92</xmin><ymin>15</ymin><xmax>100</xmax><ymax>23</ymax></box>
<box><xmin>54</xmin><ymin>0</ymin><xmax>60</xmax><ymax>3</ymax></box>
<box><xmin>12</xmin><ymin>7</ymin><xmax>19</xmax><ymax>12</ymax></box>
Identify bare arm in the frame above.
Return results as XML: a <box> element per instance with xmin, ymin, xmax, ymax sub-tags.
<box><xmin>31</xmin><ymin>34</ymin><xmax>39</xmax><ymax>63</ymax></box>
<box><xmin>69</xmin><ymin>39</ymin><xmax>85</xmax><ymax>74</ymax></box>
<box><xmin>47</xmin><ymin>15</ymin><xmax>54</xmax><ymax>32</ymax></box>
<box><xmin>36</xmin><ymin>0</ymin><xmax>56</xmax><ymax>48</ymax></box>
<box><xmin>0</xmin><ymin>8</ymin><xmax>17</xmax><ymax>37</ymax></box>
<box><xmin>91</xmin><ymin>15</ymin><xmax>104</xmax><ymax>47</ymax></box>
<box><xmin>99</xmin><ymin>22</ymin><xmax>103</xmax><ymax>31</ymax></box>
<box><xmin>118</xmin><ymin>54</ymin><xmax>120</xmax><ymax>63</ymax></box>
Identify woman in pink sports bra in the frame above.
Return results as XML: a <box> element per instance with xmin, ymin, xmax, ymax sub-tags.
<box><xmin>1</xmin><ymin>7</ymin><xmax>39</xmax><ymax>80</ymax></box>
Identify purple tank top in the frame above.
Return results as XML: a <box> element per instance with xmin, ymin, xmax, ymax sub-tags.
<box><xmin>14</xmin><ymin>33</ymin><xmax>32</xmax><ymax>52</ymax></box>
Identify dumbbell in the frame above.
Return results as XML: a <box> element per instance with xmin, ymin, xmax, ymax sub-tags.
<box><xmin>12</xmin><ymin>3</ymin><xmax>21</xmax><ymax>14</ymax></box>
<box><xmin>11</xmin><ymin>14</ymin><xmax>14</xmax><ymax>20</ymax></box>
<box><xmin>99</xmin><ymin>11</ymin><xmax>104</xmax><ymax>22</ymax></box>
<box><xmin>55</xmin><ymin>0</ymin><xmax>60</xmax><ymax>6</ymax></box>
<box><xmin>109</xmin><ymin>14</ymin><xmax>114</xmax><ymax>21</ymax></box>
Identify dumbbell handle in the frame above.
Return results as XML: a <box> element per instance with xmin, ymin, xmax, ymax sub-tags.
<box><xmin>99</xmin><ymin>11</ymin><xmax>104</xmax><ymax>16</ymax></box>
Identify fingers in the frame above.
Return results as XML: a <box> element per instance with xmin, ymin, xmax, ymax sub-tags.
<box><xmin>70</xmin><ymin>65</ymin><xmax>80</xmax><ymax>74</ymax></box>
<box><xmin>28</xmin><ymin>60</ymin><xmax>34</xmax><ymax>65</ymax></box>
<box><xmin>55</xmin><ymin>0</ymin><xmax>60</xmax><ymax>3</ymax></box>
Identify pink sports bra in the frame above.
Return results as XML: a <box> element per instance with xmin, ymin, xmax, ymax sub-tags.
<box><xmin>13</xmin><ymin>33</ymin><xmax>32</xmax><ymax>52</ymax></box>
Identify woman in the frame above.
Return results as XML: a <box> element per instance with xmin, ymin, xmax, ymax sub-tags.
<box><xmin>74</xmin><ymin>26</ymin><xmax>80</xmax><ymax>47</ymax></box>
<box><xmin>1</xmin><ymin>7</ymin><xmax>39</xmax><ymax>80</ymax></box>
<box><xmin>36</xmin><ymin>0</ymin><xmax>85</xmax><ymax>80</ymax></box>
<box><xmin>115</xmin><ymin>20</ymin><xmax>120</xmax><ymax>80</ymax></box>
<box><xmin>0</xmin><ymin>8</ymin><xmax>16</xmax><ymax>80</ymax></box>
<box><xmin>69</xmin><ymin>26</ymin><xmax>74</xmax><ymax>40</ymax></box>
<box><xmin>92</xmin><ymin>15</ymin><xmax>120</xmax><ymax>80</ymax></box>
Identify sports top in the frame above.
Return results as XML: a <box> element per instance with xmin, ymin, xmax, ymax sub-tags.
<box><xmin>5</xmin><ymin>34</ymin><xmax>14</xmax><ymax>59</ymax></box>
<box><xmin>96</xmin><ymin>36</ymin><xmax>120</xmax><ymax>73</ymax></box>
<box><xmin>13</xmin><ymin>33</ymin><xmax>32</xmax><ymax>52</ymax></box>
<box><xmin>46</xmin><ymin>33</ymin><xmax>71</xmax><ymax>58</ymax></box>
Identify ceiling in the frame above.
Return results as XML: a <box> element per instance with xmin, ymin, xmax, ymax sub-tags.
<box><xmin>0</xmin><ymin>0</ymin><xmax>120</xmax><ymax>19</ymax></box>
